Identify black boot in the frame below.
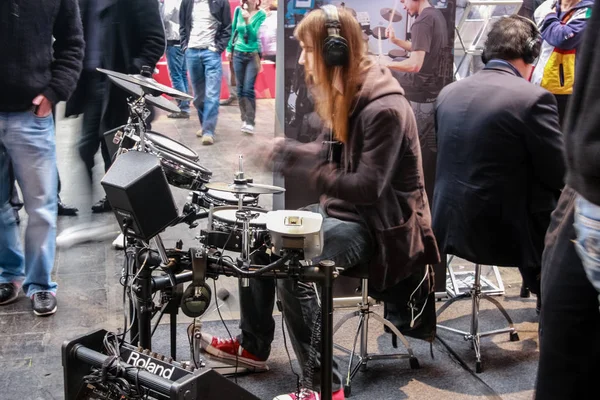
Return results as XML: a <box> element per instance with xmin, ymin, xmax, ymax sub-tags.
<box><xmin>91</xmin><ymin>196</ymin><xmax>112</xmax><ymax>213</ymax></box>
<box><xmin>57</xmin><ymin>196</ymin><xmax>78</xmax><ymax>216</ymax></box>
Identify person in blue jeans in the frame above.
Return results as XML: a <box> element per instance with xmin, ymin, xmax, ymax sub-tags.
<box><xmin>162</xmin><ymin>0</ymin><xmax>191</xmax><ymax>118</ymax></box>
<box><xmin>228</xmin><ymin>0</ymin><xmax>267</xmax><ymax>134</ymax></box>
<box><xmin>180</xmin><ymin>0</ymin><xmax>232</xmax><ymax>145</ymax></box>
<box><xmin>0</xmin><ymin>0</ymin><xmax>84</xmax><ymax>316</ymax></box>
<box><xmin>574</xmin><ymin>196</ymin><xmax>600</xmax><ymax>305</ymax></box>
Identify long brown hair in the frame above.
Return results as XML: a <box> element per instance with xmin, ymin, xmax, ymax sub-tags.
<box><xmin>295</xmin><ymin>8</ymin><xmax>371</xmax><ymax>143</ymax></box>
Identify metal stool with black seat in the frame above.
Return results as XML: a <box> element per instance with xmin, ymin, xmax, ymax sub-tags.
<box><xmin>332</xmin><ymin>268</ymin><xmax>420</xmax><ymax>397</ymax></box>
<box><xmin>436</xmin><ymin>259</ymin><xmax>520</xmax><ymax>373</ymax></box>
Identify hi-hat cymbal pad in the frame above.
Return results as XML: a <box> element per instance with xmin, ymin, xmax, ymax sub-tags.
<box><xmin>97</xmin><ymin>68</ymin><xmax>193</xmax><ymax>100</ymax></box>
<box><xmin>205</xmin><ymin>182</ymin><xmax>286</xmax><ymax>195</ymax></box>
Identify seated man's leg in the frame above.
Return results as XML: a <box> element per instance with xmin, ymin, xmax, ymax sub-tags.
<box><xmin>277</xmin><ymin>204</ymin><xmax>373</xmax><ymax>394</ymax></box>
<box><xmin>574</xmin><ymin>194</ymin><xmax>600</xmax><ymax>304</ymax></box>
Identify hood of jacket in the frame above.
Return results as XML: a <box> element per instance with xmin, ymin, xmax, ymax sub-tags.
<box><xmin>350</xmin><ymin>62</ymin><xmax>405</xmax><ymax>118</ymax></box>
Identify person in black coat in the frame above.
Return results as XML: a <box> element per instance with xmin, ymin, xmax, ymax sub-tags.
<box><xmin>536</xmin><ymin>2</ymin><xmax>600</xmax><ymax>396</ymax></box>
<box><xmin>65</xmin><ymin>0</ymin><xmax>165</xmax><ymax>212</ymax></box>
<box><xmin>432</xmin><ymin>15</ymin><xmax>565</xmax><ymax>297</ymax></box>
<box><xmin>534</xmin><ymin>187</ymin><xmax>600</xmax><ymax>399</ymax></box>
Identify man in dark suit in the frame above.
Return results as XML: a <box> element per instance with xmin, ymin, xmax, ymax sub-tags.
<box><xmin>65</xmin><ymin>0</ymin><xmax>166</xmax><ymax>212</ymax></box>
<box><xmin>432</xmin><ymin>15</ymin><xmax>565</xmax><ymax>299</ymax></box>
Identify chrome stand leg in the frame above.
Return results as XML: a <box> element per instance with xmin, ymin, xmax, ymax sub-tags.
<box><xmin>471</xmin><ymin>264</ymin><xmax>482</xmax><ymax>371</ymax></box>
<box><xmin>437</xmin><ymin>264</ymin><xmax>518</xmax><ymax>373</ymax></box>
<box><xmin>334</xmin><ymin>279</ymin><xmax>417</xmax><ymax>397</ymax></box>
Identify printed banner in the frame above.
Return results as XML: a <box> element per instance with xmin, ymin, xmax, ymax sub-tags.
<box><xmin>281</xmin><ymin>0</ymin><xmax>455</xmax><ymax>292</ymax></box>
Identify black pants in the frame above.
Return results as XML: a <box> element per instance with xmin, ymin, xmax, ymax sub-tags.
<box><xmin>554</xmin><ymin>94</ymin><xmax>570</xmax><ymax>128</ymax></box>
<box><xmin>535</xmin><ymin>187</ymin><xmax>600</xmax><ymax>399</ymax></box>
<box><xmin>77</xmin><ymin>71</ymin><xmax>112</xmax><ymax>183</ymax></box>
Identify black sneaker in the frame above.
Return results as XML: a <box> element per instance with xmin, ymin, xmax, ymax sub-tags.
<box><xmin>91</xmin><ymin>196</ymin><xmax>112</xmax><ymax>213</ymax></box>
<box><xmin>31</xmin><ymin>292</ymin><xmax>57</xmax><ymax>316</ymax></box>
<box><xmin>0</xmin><ymin>283</ymin><xmax>19</xmax><ymax>305</ymax></box>
<box><xmin>57</xmin><ymin>200</ymin><xmax>79</xmax><ymax>216</ymax></box>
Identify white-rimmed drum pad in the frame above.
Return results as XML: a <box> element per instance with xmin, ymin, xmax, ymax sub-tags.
<box><xmin>212</xmin><ymin>208</ymin><xmax>268</xmax><ymax>228</ymax></box>
<box><xmin>206</xmin><ymin>189</ymin><xmax>256</xmax><ymax>205</ymax></box>
<box><xmin>207</xmin><ymin>207</ymin><xmax>270</xmax><ymax>252</ymax></box>
<box><xmin>145</xmin><ymin>131</ymin><xmax>199</xmax><ymax>161</ymax></box>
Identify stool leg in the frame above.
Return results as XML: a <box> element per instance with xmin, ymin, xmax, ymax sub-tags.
<box><xmin>360</xmin><ymin>311</ymin><xmax>369</xmax><ymax>371</ymax></box>
<box><xmin>471</xmin><ymin>264</ymin><xmax>483</xmax><ymax>373</ymax></box>
<box><xmin>345</xmin><ymin>314</ymin><xmax>365</xmax><ymax>392</ymax></box>
<box><xmin>359</xmin><ymin>279</ymin><xmax>370</xmax><ymax>372</ymax></box>
<box><xmin>480</xmin><ymin>294</ymin><xmax>519</xmax><ymax>342</ymax></box>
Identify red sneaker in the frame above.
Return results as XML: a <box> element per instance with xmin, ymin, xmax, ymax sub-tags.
<box><xmin>200</xmin><ymin>333</ymin><xmax>269</xmax><ymax>371</ymax></box>
<box><xmin>273</xmin><ymin>388</ymin><xmax>345</xmax><ymax>400</ymax></box>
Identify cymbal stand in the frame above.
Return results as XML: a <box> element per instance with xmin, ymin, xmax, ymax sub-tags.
<box><xmin>234</xmin><ymin>154</ymin><xmax>258</xmax><ymax>288</ymax></box>
<box><xmin>127</xmin><ymin>95</ymin><xmax>150</xmax><ymax>152</ymax></box>
<box><xmin>125</xmin><ymin>67</ymin><xmax>160</xmax><ymax>152</ymax></box>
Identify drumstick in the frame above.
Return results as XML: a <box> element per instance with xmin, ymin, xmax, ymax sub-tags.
<box><xmin>378</xmin><ymin>33</ymin><xmax>383</xmax><ymax>62</ymax></box>
<box><xmin>389</xmin><ymin>0</ymin><xmax>399</xmax><ymax>27</ymax></box>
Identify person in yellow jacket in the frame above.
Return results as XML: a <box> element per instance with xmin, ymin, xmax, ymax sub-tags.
<box><xmin>532</xmin><ymin>0</ymin><xmax>594</xmax><ymax>125</ymax></box>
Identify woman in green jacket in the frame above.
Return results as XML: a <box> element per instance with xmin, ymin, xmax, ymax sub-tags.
<box><xmin>227</xmin><ymin>0</ymin><xmax>267</xmax><ymax>134</ymax></box>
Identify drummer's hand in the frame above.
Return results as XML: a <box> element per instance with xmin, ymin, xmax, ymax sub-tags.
<box><xmin>244</xmin><ymin>137</ymin><xmax>282</xmax><ymax>172</ymax></box>
<box><xmin>227</xmin><ymin>52</ymin><xmax>232</xmax><ymax>62</ymax></box>
<box><xmin>385</xmin><ymin>26</ymin><xmax>396</xmax><ymax>40</ymax></box>
<box><xmin>241</xmin><ymin>9</ymin><xmax>250</xmax><ymax>20</ymax></box>
<box><xmin>268</xmin><ymin>137</ymin><xmax>286</xmax><ymax>161</ymax></box>
<box><xmin>264</xmin><ymin>137</ymin><xmax>285</xmax><ymax>171</ymax></box>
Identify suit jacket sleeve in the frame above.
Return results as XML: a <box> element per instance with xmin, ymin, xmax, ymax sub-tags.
<box><xmin>525</xmin><ymin>90</ymin><xmax>566</xmax><ymax>190</ymax></box>
<box><xmin>179</xmin><ymin>0</ymin><xmax>190</xmax><ymax>50</ymax></box>
<box><xmin>129</xmin><ymin>0</ymin><xmax>166</xmax><ymax>74</ymax></box>
<box><xmin>44</xmin><ymin>0</ymin><xmax>85</xmax><ymax>104</ymax></box>
<box><xmin>217</xmin><ymin>0</ymin><xmax>232</xmax><ymax>53</ymax></box>
<box><xmin>313</xmin><ymin>107</ymin><xmax>405</xmax><ymax>205</ymax></box>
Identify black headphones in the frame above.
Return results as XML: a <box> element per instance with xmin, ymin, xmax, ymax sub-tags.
<box><xmin>181</xmin><ymin>283</ymin><xmax>212</xmax><ymax>318</ymax></box>
<box><xmin>180</xmin><ymin>248</ymin><xmax>212</xmax><ymax>318</ymax></box>
<box><xmin>321</xmin><ymin>5</ymin><xmax>349</xmax><ymax>67</ymax></box>
<box><xmin>521</xmin><ymin>15</ymin><xmax>542</xmax><ymax>65</ymax></box>
<box><xmin>482</xmin><ymin>15</ymin><xmax>542</xmax><ymax>65</ymax></box>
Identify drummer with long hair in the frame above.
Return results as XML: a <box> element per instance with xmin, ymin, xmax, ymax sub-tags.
<box><xmin>199</xmin><ymin>6</ymin><xmax>439</xmax><ymax>400</ymax></box>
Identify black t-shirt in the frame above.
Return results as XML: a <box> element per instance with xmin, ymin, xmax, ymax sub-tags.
<box><xmin>407</xmin><ymin>7</ymin><xmax>448</xmax><ymax>92</ymax></box>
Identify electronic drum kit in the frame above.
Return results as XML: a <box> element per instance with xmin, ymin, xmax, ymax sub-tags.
<box><xmin>97</xmin><ymin>67</ymin><xmax>293</xmax><ymax>263</ymax></box>
<box><xmin>60</xmin><ymin>67</ymin><xmax>416</xmax><ymax>400</ymax></box>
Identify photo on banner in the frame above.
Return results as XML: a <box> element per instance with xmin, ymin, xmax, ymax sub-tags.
<box><xmin>282</xmin><ymin>0</ymin><xmax>456</xmax><ymax>210</ymax></box>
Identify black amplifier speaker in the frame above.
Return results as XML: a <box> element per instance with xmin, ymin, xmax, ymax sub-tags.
<box><xmin>62</xmin><ymin>330</ymin><xmax>260</xmax><ymax>400</ymax></box>
<box><xmin>101</xmin><ymin>151</ymin><xmax>178</xmax><ymax>241</ymax></box>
